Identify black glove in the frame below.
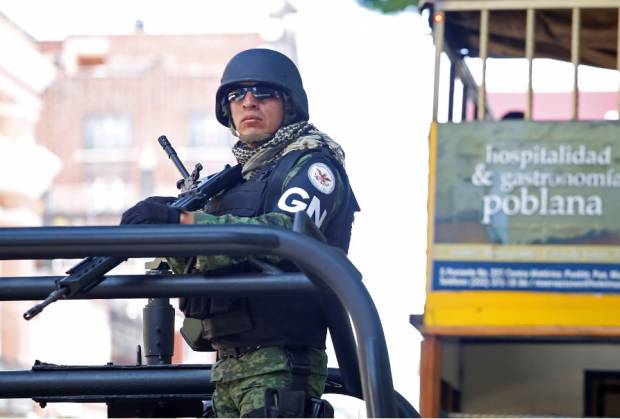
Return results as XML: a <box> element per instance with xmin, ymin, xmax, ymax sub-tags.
<box><xmin>120</xmin><ymin>196</ymin><xmax>181</xmax><ymax>225</ymax></box>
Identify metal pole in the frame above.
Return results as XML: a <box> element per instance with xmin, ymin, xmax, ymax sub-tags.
<box><xmin>142</xmin><ymin>265</ymin><xmax>176</xmax><ymax>366</ymax></box>
<box><xmin>432</xmin><ymin>11</ymin><xmax>445</xmax><ymax>122</ymax></box>
<box><xmin>427</xmin><ymin>1</ymin><xmax>620</xmax><ymax>12</ymax></box>
<box><xmin>0</xmin><ymin>273</ymin><xmax>315</xmax><ymax>300</ymax></box>
<box><xmin>461</xmin><ymin>83</ymin><xmax>468</xmax><ymax>121</ymax></box>
<box><xmin>143</xmin><ymin>298</ymin><xmax>175</xmax><ymax>365</ymax></box>
<box><xmin>0</xmin><ymin>365</ymin><xmax>359</xmax><ymax>401</ymax></box>
<box><xmin>0</xmin><ymin>224</ymin><xmax>398</xmax><ymax>417</ymax></box>
<box><xmin>525</xmin><ymin>8</ymin><xmax>535</xmax><ymax>120</ymax></box>
<box><xmin>571</xmin><ymin>7</ymin><xmax>580</xmax><ymax>120</ymax></box>
<box><xmin>0</xmin><ymin>364</ymin><xmax>213</xmax><ymax>399</ymax></box>
<box><xmin>448</xmin><ymin>61</ymin><xmax>456</xmax><ymax>122</ymax></box>
<box><xmin>478</xmin><ymin>9</ymin><xmax>489</xmax><ymax>120</ymax></box>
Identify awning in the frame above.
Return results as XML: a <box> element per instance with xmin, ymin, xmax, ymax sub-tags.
<box><xmin>422</xmin><ymin>3</ymin><xmax>619</xmax><ymax>70</ymax></box>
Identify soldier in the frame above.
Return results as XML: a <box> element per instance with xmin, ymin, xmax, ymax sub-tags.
<box><xmin>121</xmin><ymin>48</ymin><xmax>359</xmax><ymax>417</ymax></box>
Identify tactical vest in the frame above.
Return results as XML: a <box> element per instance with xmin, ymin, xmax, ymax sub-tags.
<box><xmin>193</xmin><ymin>147</ymin><xmax>359</xmax><ymax>349</ymax></box>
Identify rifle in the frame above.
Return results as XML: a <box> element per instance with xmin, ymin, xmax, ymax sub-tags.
<box><xmin>23</xmin><ymin>135</ymin><xmax>242</xmax><ymax>320</ymax></box>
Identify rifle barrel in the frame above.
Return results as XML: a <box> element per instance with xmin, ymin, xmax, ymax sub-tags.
<box><xmin>158</xmin><ymin>135</ymin><xmax>190</xmax><ymax>179</ymax></box>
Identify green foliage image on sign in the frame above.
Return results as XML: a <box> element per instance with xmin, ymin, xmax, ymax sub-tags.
<box><xmin>434</xmin><ymin>121</ymin><xmax>620</xmax><ymax>245</ymax></box>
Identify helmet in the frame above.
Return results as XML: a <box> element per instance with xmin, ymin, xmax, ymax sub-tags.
<box><xmin>215</xmin><ymin>48</ymin><xmax>309</xmax><ymax>127</ymax></box>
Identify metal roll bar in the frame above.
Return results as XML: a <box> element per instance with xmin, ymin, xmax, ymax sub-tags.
<box><xmin>0</xmin><ymin>224</ymin><xmax>400</xmax><ymax>418</ymax></box>
<box><xmin>0</xmin><ymin>363</ymin><xmax>213</xmax><ymax>400</ymax></box>
<box><xmin>0</xmin><ymin>273</ymin><xmax>315</xmax><ymax>300</ymax></box>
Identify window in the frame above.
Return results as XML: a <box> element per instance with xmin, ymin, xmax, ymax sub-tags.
<box><xmin>84</xmin><ymin>113</ymin><xmax>132</xmax><ymax>149</ymax></box>
<box><xmin>81</xmin><ymin>114</ymin><xmax>133</xmax><ymax>206</ymax></box>
<box><xmin>187</xmin><ymin>112</ymin><xmax>233</xmax><ymax>148</ymax></box>
<box><xmin>585</xmin><ymin>371</ymin><xmax>620</xmax><ymax>417</ymax></box>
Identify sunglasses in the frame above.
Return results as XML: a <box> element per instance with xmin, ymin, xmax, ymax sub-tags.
<box><xmin>227</xmin><ymin>85</ymin><xmax>281</xmax><ymax>102</ymax></box>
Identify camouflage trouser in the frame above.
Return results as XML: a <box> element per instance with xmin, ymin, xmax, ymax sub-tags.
<box><xmin>211</xmin><ymin>346</ymin><xmax>328</xmax><ymax>418</ymax></box>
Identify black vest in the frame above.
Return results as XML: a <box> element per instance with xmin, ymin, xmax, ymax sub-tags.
<box><xmin>192</xmin><ymin>148</ymin><xmax>359</xmax><ymax>349</ymax></box>
<box><xmin>207</xmin><ymin>147</ymin><xmax>358</xmax><ymax>252</ymax></box>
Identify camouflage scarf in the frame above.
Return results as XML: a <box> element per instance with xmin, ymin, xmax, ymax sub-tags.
<box><xmin>231</xmin><ymin>121</ymin><xmax>345</xmax><ymax>180</ymax></box>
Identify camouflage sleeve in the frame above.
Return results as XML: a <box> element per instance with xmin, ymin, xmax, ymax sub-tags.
<box><xmin>168</xmin><ymin>152</ymin><xmax>345</xmax><ymax>274</ymax></box>
<box><xmin>167</xmin><ymin>211</ymin><xmax>293</xmax><ymax>273</ymax></box>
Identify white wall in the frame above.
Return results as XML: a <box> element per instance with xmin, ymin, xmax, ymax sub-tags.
<box><xmin>457</xmin><ymin>342</ymin><xmax>620</xmax><ymax>416</ymax></box>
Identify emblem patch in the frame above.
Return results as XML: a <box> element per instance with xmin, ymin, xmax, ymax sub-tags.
<box><xmin>308</xmin><ymin>163</ymin><xmax>335</xmax><ymax>195</ymax></box>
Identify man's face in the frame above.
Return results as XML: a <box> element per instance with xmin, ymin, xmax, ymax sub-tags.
<box><xmin>228</xmin><ymin>83</ymin><xmax>284</xmax><ymax>144</ymax></box>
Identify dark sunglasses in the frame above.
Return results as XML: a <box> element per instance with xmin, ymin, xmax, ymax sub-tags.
<box><xmin>227</xmin><ymin>85</ymin><xmax>281</xmax><ymax>102</ymax></box>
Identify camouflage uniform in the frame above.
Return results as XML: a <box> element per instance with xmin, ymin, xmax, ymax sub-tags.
<box><xmin>124</xmin><ymin>49</ymin><xmax>358</xmax><ymax>418</ymax></box>
<box><xmin>211</xmin><ymin>347</ymin><xmax>327</xmax><ymax>417</ymax></box>
<box><xmin>170</xmin><ymin>154</ymin><xmax>347</xmax><ymax>417</ymax></box>
<box><xmin>167</xmin><ymin>154</ymin><xmax>345</xmax><ymax>274</ymax></box>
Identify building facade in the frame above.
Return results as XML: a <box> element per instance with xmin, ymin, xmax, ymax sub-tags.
<box><xmin>0</xmin><ymin>11</ymin><xmax>60</xmax><ymax>417</ymax></box>
<box><xmin>1</xmin><ymin>2</ymin><xmax>300</xmax><ymax>412</ymax></box>
<box><xmin>34</xmin><ymin>30</ymin><xmax>264</xmax><ymax>372</ymax></box>
<box><xmin>38</xmin><ymin>32</ymin><xmax>262</xmax><ymax>227</ymax></box>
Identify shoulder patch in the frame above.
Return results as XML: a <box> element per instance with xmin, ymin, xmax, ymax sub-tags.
<box><xmin>307</xmin><ymin>162</ymin><xmax>336</xmax><ymax>195</ymax></box>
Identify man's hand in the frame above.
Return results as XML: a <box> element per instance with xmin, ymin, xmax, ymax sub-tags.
<box><xmin>180</xmin><ymin>212</ymin><xmax>195</xmax><ymax>224</ymax></box>
<box><xmin>120</xmin><ymin>196</ymin><xmax>181</xmax><ymax>225</ymax></box>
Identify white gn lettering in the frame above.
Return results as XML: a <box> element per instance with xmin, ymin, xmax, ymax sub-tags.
<box><xmin>277</xmin><ymin>187</ymin><xmax>327</xmax><ymax>228</ymax></box>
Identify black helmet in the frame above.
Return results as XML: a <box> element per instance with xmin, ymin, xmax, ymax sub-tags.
<box><xmin>215</xmin><ymin>48</ymin><xmax>309</xmax><ymax>127</ymax></box>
